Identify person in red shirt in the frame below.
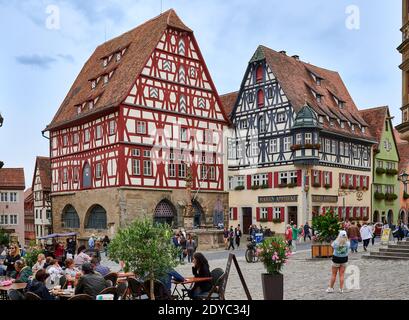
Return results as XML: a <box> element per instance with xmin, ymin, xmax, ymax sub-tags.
<box><xmin>54</xmin><ymin>242</ymin><xmax>65</xmax><ymax>262</ymax></box>
<box><xmin>285</xmin><ymin>225</ymin><xmax>293</xmax><ymax>249</ymax></box>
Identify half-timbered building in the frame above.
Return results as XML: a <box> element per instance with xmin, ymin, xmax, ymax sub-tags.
<box><xmin>43</xmin><ymin>10</ymin><xmax>229</xmax><ymax>241</ymax></box>
<box><xmin>222</xmin><ymin>46</ymin><xmax>377</xmax><ymax>234</ymax></box>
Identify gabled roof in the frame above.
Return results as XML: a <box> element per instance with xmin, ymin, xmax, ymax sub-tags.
<box><xmin>220</xmin><ymin>92</ymin><xmax>239</xmax><ymax>118</ymax></box>
<box><xmin>24</xmin><ymin>188</ymin><xmax>33</xmax><ymax>202</ymax></box>
<box><xmin>45</xmin><ymin>9</ymin><xmax>192</xmax><ymax>131</ymax></box>
<box><xmin>32</xmin><ymin>157</ymin><xmax>51</xmax><ymax>191</ymax></box>
<box><xmin>359</xmin><ymin>106</ymin><xmax>389</xmax><ymax>144</ymax></box>
<box><xmin>292</xmin><ymin>103</ymin><xmax>322</xmax><ymax>130</ymax></box>
<box><xmin>0</xmin><ymin>168</ymin><xmax>25</xmax><ymax>190</ymax></box>
<box><xmin>232</xmin><ymin>45</ymin><xmax>375</xmax><ymax>141</ymax></box>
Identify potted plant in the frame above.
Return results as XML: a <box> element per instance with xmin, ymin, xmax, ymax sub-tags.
<box><xmin>288</xmin><ymin>182</ymin><xmax>298</xmax><ymax>188</ymax></box>
<box><xmin>108</xmin><ymin>218</ymin><xmax>179</xmax><ymax>300</ymax></box>
<box><xmin>272</xmin><ymin>218</ymin><xmax>282</xmax><ymax>224</ymax></box>
<box><xmin>24</xmin><ymin>246</ymin><xmax>45</xmax><ymax>268</ymax></box>
<box><xmin>311</xmin><ymin>209</ymin><xmax>340</xmax><ymax>258</ymax></box>
<box><xmin>257</xmin><ymin>236</ymin><xmax>292</xmax><ymax>300</ymax></box>
<box><xmin>348</xmin><ymin>185</ymin><xmax>355</xmax><ymax>190</ymax></box>
<box><xmin>235</xmin><ymin>185</ymin><xmax>245</xmax><ymax>191</ymax></box>
<box><xmin>340</xmin><ymin>184</ymin><xmax>348</xmax><ymax>189</ymax></box>
<box><xmin>251</xmin><ymin>185</ymin><xmax>261</xmax><ymax>190</ymax></box>
<box><xmin>261</xmin><ymin>184</ymin><xmax>269</xmax><ymax>189</ymax></box>
<box><xmin>376</xmin><ymin>167</ymin><xmax>386</xmax><ymax>175</ymax></box>
<box><xmin>374</xmin><ymin>192</ymin><xmax>385</xmax><ymax>200</ymax></box>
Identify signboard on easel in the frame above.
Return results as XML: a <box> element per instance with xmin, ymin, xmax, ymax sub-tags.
<box><xmin>381</xmin><ymin>228</ymin><xmax>391</xmax><ymax>244</ymax></box>
<box><xmin>222</xmin><ymin>253</ymin><xmax>252</xmax><ymax>300</ymax></box>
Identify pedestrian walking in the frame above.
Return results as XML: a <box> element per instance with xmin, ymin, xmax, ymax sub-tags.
<box><xmin>346</xmin><ymin>222</ymin><xmax>360</xmax><ymax>253</ymax></box>
<box><xmin>326</xmin><ymin>230</ymin><xmax>350</xmax><ymax>294</ymax></box>
<box><xmin>223</xmin><ymin>227</ymin><xmax>229</xmax><ymax>250</ymax></box>
<box><xmin>186</xmin><ymin>234</ymin><xmax>196</xmax><ymax>263</ymax></box>
<box><xmin>291</xmin><ymin>223</ymin><xmax>299</xmax><ymax>252</ymax></box>
<box><xmin>102</xmin><ymin>235</ymin><xmax>110</xmax><ymax>256</ymax></box>
<box><xmin>360</xmin><ymin>223</ymin><xmax>373</xmax><ymax>251</ymax></box>
<box><xmin>285</xmin><ymin>225</ymin><xmax>293</xmax><ymax>250</ymax></box>
<box><xmin>368</xmin><ymin>223</ymin><xmax>376</xmax><ymax>246</ymax></box>
<box><xmin>88</xmin><ymin>235</ymin><xmax>95</xmax><ymax>250</ymax></box>
<box><xmin>179</xmin><ymin>235</ymin><xmax>187</xmax><ymax>262</ymax></box>
<box><xmin>235</xmin><ymin>226</ymin><xmax>242</xmax><ymax>248</ymax></box>
<box><xmin>303</xmin><ymin>222</ymin><xmax>312</xmax><ymax>242</ymax></box>
<box><xmin>393</xmin><ymin>220</ymin><xmax>405</xmax><ymax>242</ymax></box>
<box><xmin>228</xmin><ymin>227</ymin><xmax>235</xmax><ymax>250</ymax></box>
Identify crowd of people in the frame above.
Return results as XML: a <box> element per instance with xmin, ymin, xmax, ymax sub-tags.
<box><xmin>172</xmin><ymin>229</ymin><xmax>198</xmax><ymax>263</ymax></box>
<box><xmin>0</xmin><ymin>234</ymin><xmax>113</xmax><ymax>300</ymax></box>
<box><xmin>223</xmin><ymin>225</ymin><xmax>242</xmax><ymax>250</ymax></box>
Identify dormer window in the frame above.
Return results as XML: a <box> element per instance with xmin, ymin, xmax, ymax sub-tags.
<box><xmin>340</xmin><ymin>121</ymin><xmax>345</xmax><ymax>129</ymax></box>
<box><xmin>103</xmin><ymin>75</ymin><xmax>109</xmax><ymax>85</ymax></box>
<box><xmin>319</xmin><ymin>116</ymin><xmax>324</xmax><ymax>124</ymax></box>
<box><xmin>316</xmin><ymin>94</ymin><xmax>322</xmax><ymax>103</ymax></box>
<box><xmin>116</xmin><ymin>52</ymin><xmax>121</xmax><ymax>62</ymax></box>
<box><xmin>103</xmin><ymin>58</ymin><xmax>108</xmax><ymax>68</ymax></box>
<box><xmin>316</xmin><ymin>78</ymin><xmax>321</xmax><ymax>86</ymax></box>
<box><xmin>339</xmin><ymin>101</ymin><xmax>345</xmax><ymax>109</ymax></box>
<box><xmin>77</xmin><ymin>106</ymin><xmax>81</xmax><ymax>115</ymax></box>
<box><xmin>351</xmin><ymin>124</ymin><xmax>355</xmax><ymax>132</ymax></box>
<box><xmin>88</xmin><ymin>101</ymin><xmax>94</xmax><ymax>110</ymax></box>
<box><xmin>91</xmin><ymin>80</ymin><xmax>96</xmax><ymax>90</ymax></box>
<box><xmin>362</xmin><ymin>127</ymin><xmax>366</xmax><ymax>133</ymax></box>
<box><xmin>329</xmin><ymin>120</ymin><xmax>334</xmax><ymax>127</ymax></box>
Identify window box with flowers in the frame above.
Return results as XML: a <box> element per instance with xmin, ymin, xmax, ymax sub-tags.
<box><xmin>384</xmin><ymin>193</ymin><xmax>398</xmax><ymax>201</ymax></box>
<box><xmin>290</xmin><ymin>144</ymin><xmax>302</xmax><ymax>151</ymax></box>
<box><xmin>304</xmin><ymin>143</ymin><xmax>314</xmax><ymax>149</ymax></box>
<box><xmin>259</xmin><ymin>218</ymin><xmax>268</xmax><ymax>223</ymax></box>
<box><xmin>251</xmin><ymin>185</ymin><xmax>261</xmax><ymax>190</ymax></box>
<box><xmin>341</xmin><ymin>184</ymin><xmax>348</xmax><ymax>189</ymax></box>
<box><xmin>403</xmin><ymin>192</ymin><xmax>409</xmax><ymax>200</ymax></box>
<box><xmin>278</xmin><ymin>183</ymin><xmax>288</xmax><ymax>188</ymax></box>
<box><xmin>386</xmin><ymin>169</ymin><xmax>398</xmax><ymax>176</ymax></box>
<box><xmin>258</xmin><ymin>237</ymin><xmax>292</xmax><ymax>300</ymax></box>
<box><xmin>288</xmin><ymin>182</ymin><xmax>298</xmax><ymax>188</ymax></box>
<box><xmin>261</xmin><ymin>184</ymin><xmax>269</xmax><ymax>189</ymax></box>
<box><xmin>272</xmin><ymin>218</ymin><xmax>282</xmax><ymax>224</ymax></box>
<box><xmin>374</xmin><ymin>192</ymin><xmax>385</xmax><ymax>200</ymax></box>
<box><xmin>348</xmin><ymin>185</ymin><xmax>355</xmax><ymax>190</ymax></box>
<box><xmin>235</xmin><ymin>185</ymin><xmax>245</xmax><ymax>191</ymax></box>
<box><xmin>324</xmin><ymin>184</ymin><xmax>331</xmax><ymax>189</ymax></box>
<box><xmin>313</xmin><ymin>144</ymin><xmax>321</xmax><ymax>150</ymax></box>
<box><xmin>376</xmin><ymin>167</ymin><xmax>386</xmax><ymax>175</ymax></box>
<box><xmin>312</xmin><ymin>182</ymin><xmax>321</xmax><ymax>188</ymax></box>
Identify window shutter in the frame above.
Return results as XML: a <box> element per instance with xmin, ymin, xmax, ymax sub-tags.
<box><xmin>319</xmin><ymin>171</ymin><xmax>322</xmax><ymax>187</ymax></box>
<box><xmin>274</xmin><ymin>172</ymin><xmax>279</xmax><ymax>187</ymax></box>
<box><xmin>366</xmin><ymin>176</ymin><xmax>369</xmax><ymax>188</ymax></box>
<box><xmin>256</xmin><ymin>208</ymin><xmax>260</xmax><ymax>222</ymax></box>
<box><xmin>339</xmin><ymin>173</ymin><xmax>342</xmax><ymax>188</ymax></box>
<box><xmin>233</xmin><ymin>208</ymin><xmax>238</xmax><ymax>220</ymax></box>
<box><xmin>280</xmin><ymin>208</ymin><xmax>285</xmax><ymax>222</ymax></box>
<box><xmin>346</xmin><ymin>174</ymin><xmax>349</xmax><ymax>187</ymax></box>
<box><xmin>247</xmin><ymin>175</ymin><xmax>252</xmax><ymax>189</ymax></box>
<box><xmin>346</xmin><ymin>207</ymin><xmax>350</xmax><ymax>219</ymax></box>
<box><xmin>329</xmin><ymin>172</ymin><xmax>333</xmax><ymax>188</ymax></box>
<box><xmin>268</xmin><ymin>172</ymin><xmax>273</xmax><ymax>188</ymax></box>
<box><xmin>338</xmin><ymin>207</ymin><xmax>342</xmax><ymax>219</ymax></box>
<box><xmin>353</xmin><ymin>175</ymin><xmax>357</xmax><ymax>188</ymax></box>
<box><xmin>297</xmin><ymin>170</ymin><xmax>302</xmax><ymax>187</ymax></box>
<box><xmin>268</xmin><ymin>208</ymin><xmax>273</xmax><ymax>222</ymax></box>
<box><xmin>360</xmin><ymin>207</ymin><xmax>363</xmax><ymax>219</ymax></box>
<box><xmin>360</xmin><ymin>176</ymin><xmax>364</xmax><ymax>188</ymax></box>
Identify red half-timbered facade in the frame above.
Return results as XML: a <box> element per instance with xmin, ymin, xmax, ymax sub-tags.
<box><xmin>44</xmin><ymin>10</ymin><xmax>229</xmax><ymax>240</ymax></box>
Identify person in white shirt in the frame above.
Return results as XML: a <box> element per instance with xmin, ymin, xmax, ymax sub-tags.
<box><xmin>47</xmin><ymin>259</ymin><xmax>63</xmax><ymax>285</ymax></box>
<box><xmin>360</xmin><ymin>223</ymin><xmax>373</xmax><ymax>251</ymax></box>
<box><xmin>74</xmin><ymin>245</ymin><xmax>91</xmax><ymax>268</ymax></box>
<box><xmin>32</xmin><ymin>253</ymin><xmax>46</xmax><ymax>275</ymax></box>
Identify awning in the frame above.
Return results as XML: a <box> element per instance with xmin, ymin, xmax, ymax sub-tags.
<box><xmin>37</xmin><ymin>232</ymin><xmax>77</xmax><ymax>240</ymax></box>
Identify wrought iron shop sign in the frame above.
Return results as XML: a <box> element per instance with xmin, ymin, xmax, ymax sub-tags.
<box><xmin>312</xmin><ymin>195</ymin><xmax>338</xmax><ymax>203</ymax></box>
<box><xmin>258</xmin><ymin>195</ymin><xmax>298</xmax><ymax>203</ymax></box>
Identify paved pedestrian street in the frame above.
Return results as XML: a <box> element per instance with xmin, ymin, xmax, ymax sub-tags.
<box><xmin>102</xmin><ymin>241</ymin><xmax>409</xmax><ymax>300</ymax></box>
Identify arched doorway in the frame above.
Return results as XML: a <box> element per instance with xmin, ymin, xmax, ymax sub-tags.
<box><xmin>399</xmin><ymin>209</ymin><xmax>407</xmax><ymax>224</ymax></box>
<box><xmin>373</xmin><ymin>211</ymin><xmax>380</xmax><ymax>223</ymax></box>
<box><xmin>387</xmin><ymin>210</ymin><xmax>394</xmax><ymax>225</ymax></box>
<box><xmin>154</xmin><ymin>200</ymin><xmax>176</xmax><ymax>226</ymax></box>
<box><xmin>193</xmin><ymin>200</ymin><xmax>204</xmax><ymax>228</ymax></box>
<box><xmin>62</xmin><ymin>205</ymin><xmax>80</xmax><ymax>229</ymax></box>
<box><xmin>85</xmin><ymin>205</ymin><xmax>107</xmax><ymax>230</ymax></box>
<box><xmin>82</xmin><ymin>162</ymin><xmax>91</xmax><ymax>189</ymax></box>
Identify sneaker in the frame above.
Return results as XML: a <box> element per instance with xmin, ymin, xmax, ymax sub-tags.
<box><xmin>339</xmin><ymin>289</ymin><xmax>344</xmax><ymax>294</ymax></box>
<box><xmin>326</xmin><ymin>287</ymin><xmax>334</xmax><ymax>293</ymax></box>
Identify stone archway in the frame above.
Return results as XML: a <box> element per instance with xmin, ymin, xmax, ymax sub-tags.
<box><xmin>85</xmin><ymin>205</ymin><xmax>107</xmax><ymax>230</ymax></box>
<box><xmin>387</xmin><ymin>210</ymin><xmax>394</xmax><ymax>225</ymax></box>
<box><xmin>399</xmin><ymin>209</ymin><xmax>407</xmax><ymax>224</ymax></box>
<box><xmin>373</xmin><ymin>210</ymin><xmax>380</xmax><ymax>223</ymax></box>
<box><xmin>154</xmin><ymin>199</ymin><xmax>176</xmax><ymax>226</ymax></box>
<box><xmin>61</xmin><ymin>205</ymin><xmax>80</xmax><ymax>229</ymax></box>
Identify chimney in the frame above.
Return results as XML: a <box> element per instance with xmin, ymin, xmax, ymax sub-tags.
<box><xmin>279</xmin><ymin>50</ymin><xmax>287</xmax><ymax>55</ymax></box>
<box><xmin>292</xmin><ymin>55</ymin><xmax>300</xmax><ymax>61</ymax></box>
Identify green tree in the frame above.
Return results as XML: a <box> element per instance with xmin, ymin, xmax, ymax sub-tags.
<box><xmin>312</xmin><ymin>209</ymin><xmax>341</xmax><ymax>243</ymax></box>
<box><xmin>108</xmin><ymin>218</ymin><xmax>179</xmax><ymax>300</ymax></box>
<box><xmin>0</xmin><ymin>228</ymin><xmax>10</xmax><ymax>246</ymax></box>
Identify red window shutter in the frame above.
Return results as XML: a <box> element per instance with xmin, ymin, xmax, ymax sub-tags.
<box><xmin>297</xmin><ymin>170</ymin><xmax>302</xmax><ymax>187</ymax></box>
<box><xmin>268</xmin><ymin>172</ymin><xmax>273</xmax><ymax>188</ymax></box>
<box><xmin>329</xmin><ymin>172</ymin><xmax>333</xmax><ymax>188</ymax></box>
<box><xmin>256</xmin><ymin>65</ymin><xmax>263</xmax><ymax>83</ymax></box>
<box><xmin>257</xmin><ymin>89</ymin><xmax>265</xmax><ymax>107</ymax></box>
<box><xmin>280</xmin><ymin>208</ymin><xmax>285</xmax><ymax>222</ymax></box>
<box><xmin>366</xmin><ymin>176</ymin><xmax>369</xmax><ymax>188</ymax></box>
<box><xmin>339</xmin><ymin>173</ymin><xmax>342</xmax><ymax>188</ymax></box>
<box><xmin>319</xmin><ymin>171</ymin><xmax>322</xmax><ymax>187</ymax></box>
<box><xmin>267</xmin><ymin>208</ymin><xmax>273</xmax><ymax>222</ymax></box>
<box><xmin>233</xmin><ymin>208</ymin><xmax>238</xmax><ymax>220</ymax></box>
<box><xmin>256</xmin><ymin>208</ymin><xmax>260</xmax><ymax>222</ymax></box>
<box><xmin>346</xmin><ymin>174</ymin><xmax>349</xmax><ymax>186</ymax></box>
<box><xmin>274</xmin><ymin>172</ymin><xmax>279</xmax><ymax>187</ymax></box>
<box><xmin>353</xmin><ymin>175</ymin><xmax>357</xmax><ymax>188</ymax></box>
<box><xmin>360</xmin><ymin>176</ymin><xmax>364</xmax><ymax>188</ymax></box>
<box><xmin>338</xmin><ymin>207</ymin><xmax>342</xmax><ymax>219</ymax></box>
<box><xmin>346</xmin><ymin>207</ymin><xmax>350</xmax><ymax>219</ymax></box>
<box><xmin>247</xmin><ymin>175</ymin><xmax>252</xmax><ymax>189</ymax></box>
<box><xmin>360</xmin><ymin>207</ymin><xmax>364</xmax><ymax>219</ymax></box>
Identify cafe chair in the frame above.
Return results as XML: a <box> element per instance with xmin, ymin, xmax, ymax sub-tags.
<box><xmin>127</xmin><ymin>278</ymin><xmax>146</xmax><ymax>300</ymax></box>
<box><xmin>104</xmin><ymin>272</ymin><xmax>118</xmax><ymax>286</ymax></box>
<box><xmin>116</xmin><ymin>282</ymin><xmax>128</xmax><ymax>300</ymax></box>
<box><xmin>68</xmin><ymin>294</ymin><xmax>94</xmax><ymax>301</ymax></box>
<box><xmin>59</xmin><ymin>275</ymin><xmax>68</xmax><ymax>289</ymax></box>
<box><xmin>99</xmin><ymin>287</ymin><xmax>118</xmax><ymax>300</ymax></box>
<box><xmin>143</xmin><ymin>279</ymin><xmax>173</xmax><ymax>300</ymax></box>
<box><xmin>25</xmin><ymin>292</ymin><xmax>42</xmax><ymax>301</ymax></box>
<box><xmin>8</xmin><ymin>289</ymin><xmax>25</xmax><ymax>301</ymax></box>
<box><xmin>196</xmin><ymin>268</ymin><xmax>226</xmax><ymax>300</ymax></box>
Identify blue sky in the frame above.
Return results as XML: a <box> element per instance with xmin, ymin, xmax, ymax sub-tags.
<box><xmin>0</xmin><ymin>0</ymin><xmax>401</xmax><ymax>187</ymax></box>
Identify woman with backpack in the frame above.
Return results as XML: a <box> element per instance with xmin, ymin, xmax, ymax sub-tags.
<box><xmin>326</xmin><ymin>230</ymin><xmax>350</xmax><ymax>294</ymax></box>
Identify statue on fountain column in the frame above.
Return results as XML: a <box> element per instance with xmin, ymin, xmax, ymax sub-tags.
<box><xmin>183</xmin><ymin>165</ymin><xmax>194</xmax><ymax>229</ymax></box>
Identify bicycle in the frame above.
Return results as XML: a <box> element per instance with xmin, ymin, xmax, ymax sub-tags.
<box><xmin>245</xmin><ymin>239</ymin><xmax>259</xmax><ymax>263</ymax></box>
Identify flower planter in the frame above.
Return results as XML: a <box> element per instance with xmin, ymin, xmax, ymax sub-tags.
<box><xmin>311</xmin><ymin>244</ymin><xmax>333</xmax><ymax>258</ymax></box>
<box><xmin>261</xmin><ymin>273</ymin><xmax>283</xmax><ymax>300</ymax></box>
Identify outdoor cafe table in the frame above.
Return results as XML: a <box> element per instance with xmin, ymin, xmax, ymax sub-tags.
<box><xmin>0</xmin><ymin>283</ymin><xmax>27</xmax><ymax>300</ymax></box>
<box><xmin>50</xmin><ymin>288</ymin><xmax>75</xmax><ymax>300</ymax></box>
<box><xmin>117</xmin><ymin>272</ymin><xmax>136</xmax><ymax>283</ymax></box>
<box><xmin>172</xmin><ymin>277</ymin><xmax>212</xmax><ymax>300</ymax></box>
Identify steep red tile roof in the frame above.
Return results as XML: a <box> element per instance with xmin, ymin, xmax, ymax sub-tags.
<box><xmin>220</xmin><ymin>92</ymin><xmax>239</xmax><ymax>118</ymax></box>
<box><xmin>33</xmin><ymin>157</ymin><xmax>51</xmax><ymax>191</ymax></box>
<box><xmin>359</xmin><ymin>106</ymin><xmax>388</xmax><ymax>144</ymax></box>
<box><xmin>24</xmin><ymin>188</ymin><xmax>33</xmax><ymax>202</ymax></box>
<box><xmin>0</xmin><ymin>168</ymin><xmax>25</xmax><ymax>190</ymax></box>
<box><xmin>251</xmin><ymin>46</ymin><xmax>375</xmax><ymax>141</ymax></box>
<box><xmin>45</xmin><ymin>9</ymin><xmax>192</xmax><ymax>131</ymax></box>
<box><xmin>394</xmin><ymin>129</ymin><xmax>406</xmax><ymax>144</ymax></box>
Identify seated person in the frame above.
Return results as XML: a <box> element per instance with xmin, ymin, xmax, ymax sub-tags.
<box><xmin>48</xmin><ymin>259</ymin><xmax>64</xmax><ymax>285</ymax></box>
<box><xmin>64</xmin><ymin>258</ymin><xmax>80</xmax><ymax>283</ymax></box>
<box><xmin>26</xmin><ymin>269</ymin><xmax>55</xmax><ymax>300</ymax></box>
<box><xmin>90</xmin><ymin>257</ymin><xmax>110</xmax><ymax>277</ymax></box>
<box><xmin>161</xmin><ymin>268</ymin><xmax>185</xmax><ymax>295</ymax></box>
<box><xmin>32</xmin><ymin>254</ymin><xmax>46</xmax><ymax>275</ymax></box>
<box><xmin>43</xmin><ymin>256</ymin><xmax>53</xmax><ymax>270</ymax></box>
<box><xmin>74</xmin><ymin>263</ymin><xmax>110</xmax><ymax>299</ymax></box>
<box><xmin>189</xmin><ymin>252</ymin><xmax>212</xmax><ymax>299</ymax></box>
<box><xmin>12</xmin><ymin>260</ymin><xmax>33</xmax><ymax>283</ymax></box>
<box><xmin>74</xmin><ymin>245</ymin><xmax>91</xmax><ymax>268</ymax></box>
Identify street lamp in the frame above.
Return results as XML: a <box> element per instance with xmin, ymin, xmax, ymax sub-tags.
<box><xmin>399</xmin><ymin>171</ymin><xmax>409</xmax><ymax>193</ymax></box>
